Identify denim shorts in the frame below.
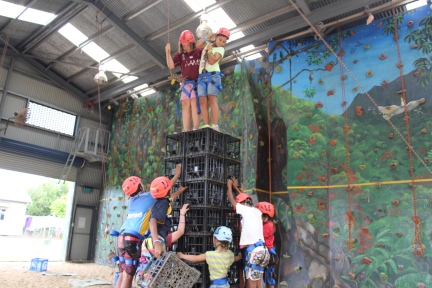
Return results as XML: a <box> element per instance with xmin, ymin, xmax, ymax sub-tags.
<box><xmin>209</xmin><ymin>283</ymin><xmax>230</xmax><ymax>288</ymax></box>
<box><xmin>197</xmin><ymin>74</ymin><xmax>222</xmax><ymax>97</ymax></box>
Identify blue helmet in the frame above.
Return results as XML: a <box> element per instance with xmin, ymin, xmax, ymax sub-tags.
<box><xmin>214</xmin><ymin>226</ymin><xmax>232</xmax><ymax>242</ymax></box>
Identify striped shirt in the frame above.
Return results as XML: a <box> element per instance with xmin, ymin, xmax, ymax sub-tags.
<box><xmin>205</xmin><ymin>250</ymin><xmax>234</xmax><ymax>280</ymax></box>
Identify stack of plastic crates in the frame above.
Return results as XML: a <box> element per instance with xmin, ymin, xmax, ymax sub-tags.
<box><xmin>164</xmin><ymin>128</ymin><xmax>242</xmax><ymax>287</ymax></box>
<box><xmin>139</xmin><ymin>252</ymin><xmax>201</xmax><ymax>288</ymax></box>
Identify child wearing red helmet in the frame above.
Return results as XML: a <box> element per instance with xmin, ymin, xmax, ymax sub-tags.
<box><xmin>255</xmin><ymin>202</ymin><xmax>278</xmax><ymax>288</ymax></box>
<box><xmin>196</xmin><ymin>27</ymin><xmax>230</xmax><ymax>132</ymax></box>
<box><xmin>227</xmin><ymin>177</ymin><xmax>269</xmax><ymax>288</ymax></box>
<box><xmin>148</xmin><ymin>164</ymin><xmax>187</xmax><ymax>258</ymax></box>
<box><xmin>115</xmin><ymin>176</ymin><xmax>154</xmax><ymax>288</ymax></box>
<box><xmin>166</xmin><ymin>30</ymin><xmax>202</xmax><ymax>132</ymax></box>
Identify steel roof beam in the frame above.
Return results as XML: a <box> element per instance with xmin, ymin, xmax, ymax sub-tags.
<box><xmin>71</xmin><ymin>0</ymin><xmax>166</xmax><ymax>68</ymax></box>
<box><xmin>44</xmin><ymin>25</ymin><xmax>115</xmax><ymax>73</ymax></box>
<box><xmin>145</xmin><ymin>0</ymin><xmax>234</xmax><ymax>42</ymax></box>
<box><xmin>0</xmin><ymin>40</ymin><xmax>89</xmax><ymax>101</ymax></box>
<box><xmin>295</xmin><ymin>0</ymin><xmax>311</xmax><ymax>15</ymax></box>
<box><xmin>66</xmin><ymin>43</ymin><xmax>138</xmax><ymax>82</ymax></box>
<box><xmin>0</xmin><ymin>0</ymin><xmax>39</xmax><ymax>34</ymax></box>
<box><xmin>19</xmin><ymin>3</ymin><xmax>86</xmax><ymax>53</ymax></box>
<box><xmin>122</xmin><ymin>0</ymin><xmax>164</xmax><ymax>22</ymax></box>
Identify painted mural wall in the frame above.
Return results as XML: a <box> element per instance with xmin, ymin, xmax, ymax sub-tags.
<box><xmin>94</xmin><ymin>6</ymin><xmax>432</xmax><ymax>288</ymax></box>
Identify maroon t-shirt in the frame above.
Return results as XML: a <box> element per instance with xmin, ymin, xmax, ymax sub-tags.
<box><xmin>172</xmin><ymin>49</ymin><xmax>202</xmax><ymax>80</ymax></box>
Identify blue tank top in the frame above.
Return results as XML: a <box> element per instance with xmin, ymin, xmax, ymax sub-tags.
<box><xmin>120</xmin><ymin>191</ymin><xmax>155</xmax><ymax>237</ymax></box>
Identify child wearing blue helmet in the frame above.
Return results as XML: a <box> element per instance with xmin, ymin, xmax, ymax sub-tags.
<box><xmin>177</xmin><ymin>226</ymin><xmax>242</xmax><ymax>287</ymax></box>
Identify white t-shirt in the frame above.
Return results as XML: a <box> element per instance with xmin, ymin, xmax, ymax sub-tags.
<box><xmin>236</xmin><ymin>204</ymin><xmax>264</xmax><ymax>246</ymax></box>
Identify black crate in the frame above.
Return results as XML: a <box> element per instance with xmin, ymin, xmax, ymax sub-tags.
<box><xmin>185</xmin><ymin>128</ymin><xmax>225</xmax><ymax>156</ymax></box>
<box><xmin>205</xmin><ymin>208</ymin><xmax>224</xmax><ymax>233</ymax></box>
<box><xmin>225</xmin><ymin>211</ymin><xmax>241</xmax><ymax>235</ymax></box>
<box><xmin>189</xmin><ymin>262</ymin><xmax>209</xmax><ymax>288</ymax></box>
<box><xmin>164</xmin><ymin>157</ymin><xmax>185</xmax><ymax>182</ymax></box>
<box><xmin>170</xmin><ymin>183</ymin><xmax>183</xmax><ymax>208</ymax></box>
<box><xmin>165</xmin><ymin>133</ymin><xmax>185</xmax><ymax>158</ymax></box>
<box><xmin>185</xmin><ymin>208</ymin><xmax>205</xmax><ymax>234</ymax></box>
<box><xmin>225</xmin><ymin>159</ymin><xmax>241</xmax><ymax>181</ymax></box>
<box><xmin>227</xmin><ymin>260</ymin><xmax>242</xmax><ymax>286</ymax></box>
<box><xmin>225</xmin><ymin>135</ymin><xmax>241</xmax><ymax>160</ymax></box>
<box><xmin>184</xmin><ymin>180</ymin><xmax>224</xmax><ymax>207</ymax></box>
<box><xmin>185</xmin><ymin>154</ymin><xmax>224</xmax><ymax>182</ymax></box>
<box><xmin>179</xmin><ymin>235</ymin><xmax>214</xmax><ymax>254</ymax></box>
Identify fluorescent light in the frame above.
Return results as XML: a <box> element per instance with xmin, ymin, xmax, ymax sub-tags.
<box><xmin>134</xmin><ymin>84</ymin><xmax>148</xmax><ymax>91</ymax></box>
<box><xmin>140</xmin><ymin>89</ymin><xmax>156</xmax><ymax>97</ymax></box>
<box><xmin>245</xmin><ymin>53</ymin><xmax>262</xmax><ymax>60</ymax></box>
<box><xmin>183</xmin><ymin>0</ymin><xmax>215</xmax><ymax>12</ymax></box>
<box><xmin>208</xmin><ymin>8</ymin><xmax>236</xmax><ymax>30</ymax></box>
<box><xmin>59</xmin><ymin>23</ymin><xmax>88</xmax><ymax>46</ymax></box>
<box><xmin>0</xmin><ymin>1</ymin><xmax>25</xmax><ymax>18</ymax></box>
<box><xmin>406</xmin><ymin>0</ymin><xmax>427</xmax><ymax>10</ymax></box>
<box><xmin>229</xmin><ymin>32</ymin><xmax>245</xmax><ymax>42</ymax></box>
<box><xmin>240</xmin><ymin>45</ymin><xmax>255</xmax><ymax>53</ymax></box>
<box><xmin>18</xmin><ymin>8</ymin><xmax>56</xmax><ymax>25</ymax></box>
<box><xmin>81</xmin><ymin>42</ymin><xmax>110</xmax><ymax>62</ymax></box>
<box><xmin>122</xmin><ymin>76</ymin><xmax>138</xmax><ymax>83</ymax></box>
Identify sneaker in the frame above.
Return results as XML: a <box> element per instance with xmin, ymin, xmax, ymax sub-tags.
<box><xmin>211</xmin><ymin>124</ymin><xmax>220</xmax><ymax>132</ymax></box>
<box><xmin>200</xmin><ymin>124</ymin><xmax>211</xmax><ymax>129</ymax></box>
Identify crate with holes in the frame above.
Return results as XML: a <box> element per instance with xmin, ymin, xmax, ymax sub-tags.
<box><xmin>164</xmin><ymin>157</ymin><xmax>185</xmax><ymax>182</ymax></box>
<box><xmin>225</xmin><ymin>134</ymin><xmax>241</xmax><ymax>161</ymax></box>
<box><xmin>183</xmin><ymin>180</ymin><xmax>225</xmax><ymax>207</ymax></box>
<box><xmin>185</xmin><ymin>128</ymin><xmax>225</xmax><ymax>156</ymax></box>
<box><xmin>165</xmin><ymin>133</ymin><xmax>185</xmax><ymax>159</ymax></box>
<box><xmin>185</xmin><ymin>153</ymin><xmax>225</xmax><ymax>182</ymax></box>
<box><xmin>137</xmin><ymin>252</ymin><xmax>201</xmax><ymax>288</ymax></box>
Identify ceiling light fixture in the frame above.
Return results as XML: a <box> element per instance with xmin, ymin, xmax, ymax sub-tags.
<box><xmin>94</xmin><ymin>64</ymin><xmax>108</xmax><ymax>84</ymax></box>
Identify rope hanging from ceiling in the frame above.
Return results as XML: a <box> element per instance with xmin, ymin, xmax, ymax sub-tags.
<box><xmin>286</xmin><ymin>0</ymin><xmax>428</xmax><ymax>257</ymax></box>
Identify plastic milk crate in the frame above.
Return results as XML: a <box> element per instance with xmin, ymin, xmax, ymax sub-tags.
<box><xmin>185</xmin><ymin>128</ymin><xmax>225</xmax><ymax>156</ymax></box>
<box><xmin>164</xmin><ymin>157</ymin><xmax>185</xmax><ymax>179</ymax></box>
<box><xmin>165</xmin><ymin>133</ymin><xmax>185</xmax><ymax>158</ymax></box>
<box><xmin>183</xmin><ymin>180</ymin><xmax>224</xmax><ymax>207</ymax></box>
<box><xmin>30</xmin><ymin>258</ymin><xmax>48</xmax><ymax>272</ymax></box>
<box><xmin>179</xmin><ymin>235</ymin><xmax>215</xmax><ymax>254</ymax></box>
<box><xmin>185</xmin><ymin>154</ymin><xmax>224</xmax><ymax>182</ymax></box>
<box><xmin>225</xmin><ymin>134</ymin><xmax>241</xmax><ymax>160</ymax></box>
<box><xmin>139</xmin><ymin>252</ymin><xmax>201</xmax><ymax>288</ymax></box>
<box><xmin>225</xmin><ymin>158</ymin><xmax>241</xmax><ymax>181</ymax></box>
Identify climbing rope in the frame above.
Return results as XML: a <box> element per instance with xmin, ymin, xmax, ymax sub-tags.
<box><xmin>285</xmin><ymin>0</ymin><xmax>432</xmax><ymax>176</ymax></box>
<box><xmin>336</xmin><ymin>22</ymin><xmax>355</xmax><ymax>250</ymax></box>
<box><xmin>390</xmin><ymin>0</ymin><xmax>423</xmax><ymax>258</ymax></box>
<box><xmin>286</xmin><ymin>0</ymin><xmax>428</xmax><ymax>256</ymax></box>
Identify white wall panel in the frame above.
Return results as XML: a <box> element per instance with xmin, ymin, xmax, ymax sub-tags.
<box><xmin>0</xmin><ymin>150</ymin><xmax>78</xmax><ymax>182</ymax></box>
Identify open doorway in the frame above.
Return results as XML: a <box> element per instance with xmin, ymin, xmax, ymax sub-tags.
<box><xmin>0</xmin><ymin>169</ymin><xmax>75</xmax><ymax>262</ymax></box>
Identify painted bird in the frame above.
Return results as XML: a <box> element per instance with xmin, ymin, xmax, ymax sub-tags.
<box><xmin>309</xmin><ymin>70</ymin><xmax>314</xmax><ymax>84</ymax></box>
<box><xmin>378</xmin><ymin>97</ymin><xmax>426</xmax><ymax>120</ymax></box>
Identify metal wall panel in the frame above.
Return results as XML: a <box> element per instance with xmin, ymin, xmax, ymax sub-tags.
<box><xmin>1</xmin><ymin>93</ymin><xmax>27</xmax><ymax>119</ymax></box>
<box><xmin>78</xmin><ymin>117</ymin><xmax>110</xmax><ymax>132</ymax></box>
<box><xmin>0</xmin><ymin>67</ymin><xmax>7</xmax><ymax>88</ymax></box>
<box><xmin>74</xmin><ymin>186</ymin><xmax>101</xmax><ymax>206</ymax></box>
<box><xmin>12</xmin><ymin>58</ymin><xmax>45</xmax><ymax>77</ymax></box>
<box><xmin>0</xmin><ymin>150</ymin><xmax>78</xmax><ymax>182</ymax></box>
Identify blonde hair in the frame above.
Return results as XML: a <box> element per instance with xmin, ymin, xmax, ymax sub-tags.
<box><xmin>177</xmin><ymin>42</ymin><xmax>196</xmax><ymax>54</ymax></box>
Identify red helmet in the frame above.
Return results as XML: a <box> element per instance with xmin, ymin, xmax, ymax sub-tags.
<box><xmin>256</xmin><ymin>202</ymin><xmax>275</xmax><ymax>217</ymax></box>
<box><xmin>235</xmin><ymin>193</ymin><xmax>252</xmax><ymax>203</ymax></box>
<box><xmin>216</xmin><ymin>27</ymin><xmax>230</xmax><ymax>40</ymax></box>
<box><xmin>122</xmin><ymin>176</ymin><xmax>141</xmax><ymax>196</ymax></box>
<box><xmin>150</xmin><ymin>177</ymin><xmax>172</xmax><ymax>198</ymax></box>
<box><xmin>179</xmin><ymin>30</ymin><xmax>195</xmax><ymax>44</ymax></box>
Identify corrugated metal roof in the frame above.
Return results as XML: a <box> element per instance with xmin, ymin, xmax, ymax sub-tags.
<box><xmin>0</xmin><ymin>0</ymin><xmax>415</xmax><ymax>103</ymax></box>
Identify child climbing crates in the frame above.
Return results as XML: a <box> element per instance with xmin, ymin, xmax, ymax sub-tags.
<box><xmin>138</xmin><ymin>252</ymin><xmax>201</xmax><ymax>288</ymax></box>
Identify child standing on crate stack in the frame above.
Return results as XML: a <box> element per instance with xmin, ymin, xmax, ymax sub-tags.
<box><xmin>115</xmin><ymin>176</ymin><xmax>154</xmax><ymax>288</ymax></box>
<box><xmin>165</xmin><ymin>30</ymin><xmax>202</xmax><ymax>132</ymax></box>
<box><xmin>195</xmin><ymin>28</ymin><xmax>230</xmax><ymax>132</ymax></box>
<box><xmin>227</xmin><ymin>177</ymin><xmax>270</xmax><ymax>288</ymax></box>
<box><xmin>177</xmin><ymin>226</ymin><xmax>242</xmax><ymax>288</ymax></box>
<box><xmin>255</xmin><ymin>202</ymin><xmax>278</xmax><ymax>288</ymax></box>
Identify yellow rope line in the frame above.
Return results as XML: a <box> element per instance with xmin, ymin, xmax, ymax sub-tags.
<box><xmin>99</xmin><ymin>178</ymin><xmax>432</xmax><ymax>201</ymax></box>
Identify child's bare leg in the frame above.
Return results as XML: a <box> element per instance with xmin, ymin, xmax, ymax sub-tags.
<box><xmin>199</xmin><ymin>96</ymin><xmax>209</xmax><ymax>125</ymax></box>
<box><xmin>181</xmin><ymin>99</ymin><xmax>192</xmax><ymax>131</ymax></box>
<box><xmin>191</xmin><ymin>97</ymin><xmax>200</xmax><ymax>129</ymax></box>
<box><xmin>208</xmin><ymin>94</ymin><xmax>219</xmax><ymax>125</ymax></box>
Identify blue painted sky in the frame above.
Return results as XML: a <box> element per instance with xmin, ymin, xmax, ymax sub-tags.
<box><xmin>238</xmin><ymin>6</ymin><xmax>430</xmax><ymax>115</ymax></box>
